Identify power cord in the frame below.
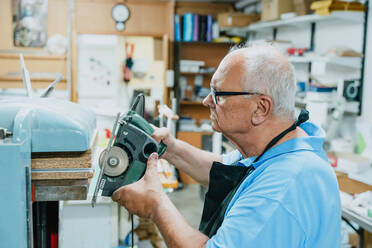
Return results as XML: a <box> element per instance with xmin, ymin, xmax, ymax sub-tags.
<box><xmin>131</xmin><ymin>213</ymin><xmax>134</xmax><ymax>248</ymax></box>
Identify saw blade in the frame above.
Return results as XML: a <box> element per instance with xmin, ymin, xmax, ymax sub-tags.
<box><xmin>99</xmin><ymin>146</ymin><xmax>129</xmax><ymax>177</ymax></box>
<box><xmin>92</xmin><ymin>112</ymin><xmax>120</xmax><ymax>208</ymax></box>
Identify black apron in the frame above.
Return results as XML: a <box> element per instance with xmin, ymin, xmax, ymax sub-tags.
<box><xmin>199</xmin><ymin>109</ymin><xmax>309</xmax><ymax>237</ymax></box>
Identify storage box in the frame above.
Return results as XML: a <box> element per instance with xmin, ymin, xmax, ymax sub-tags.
<box><xmin>336</xmin><ymin>171</ymin><xmax>372</xmax><ymax>194</ymax></box>
<box><xmin>261</xmin><ymin>0</ymin><xmax>294</xmax><ymax>21</ymax></box>
<box><xmin>310</xmin><ymin>0</ymin><xmax>365</xmax><ymax>16</ymax></box>
<box><xmin>217</xmin><ymin>12</ymin><xmax>260</xmax><ymax>27</ymax></box>
<box><xmin>293</xmin><ymin>0</ymin><xmax>316</xmax><ymax>15</ymax></box>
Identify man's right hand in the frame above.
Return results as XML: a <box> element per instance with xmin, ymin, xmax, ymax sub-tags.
<box><xmin>151</xmin><ymin>125</ymin><xmax>177</xmax><ymax>160</ymax></box>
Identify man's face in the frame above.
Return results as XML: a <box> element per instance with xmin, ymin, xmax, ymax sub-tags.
<box><xmin>202</xmin><ymin>56</ymin><xmax>256</xmax><ymax>135</ymax></box>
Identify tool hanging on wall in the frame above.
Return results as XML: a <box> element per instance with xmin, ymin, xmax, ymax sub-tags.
<box><xmin>123</xmin><ymin>42</ymin><xmax>135</xmax><ymax>83</ymax></box>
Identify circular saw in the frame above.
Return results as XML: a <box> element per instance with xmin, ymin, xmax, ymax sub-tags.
<box><xmin>92</xmin><ymin>94</ymin><xmax>166</xmax><ymax>207</ymax></box>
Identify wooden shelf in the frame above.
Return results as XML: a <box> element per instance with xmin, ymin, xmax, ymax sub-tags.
<box><xmin>180</xmin><ymin>100</ymin><xmax>204</xmax><ymax>105</ymax></box>
<box><xmin>0</xmin><ymin>52</ymin><xmax>67</xmax><ymax>61</ymax></box>
<box><xmin>288</xmin><ymin>56</ymin><xmax>362</xmax><ymax>69</ymax></box>
<box><xmin>180</xmin><ymin>71</ymin><xmax>215</xmax><ymax>75</ymax></box>
<box><xmin>220</xmin><ymin>11</ymin><xmax>364</xmax><ymax>35</ymax></box>
<box><xmin>178</xmin><ymin>41</ymin><xmax>235</xmax><ymax>45</ymax></box>
<box><xmin>0</xmin><ymin>75</ymin><xmax>67</xmax><ymax>90</ymax></box>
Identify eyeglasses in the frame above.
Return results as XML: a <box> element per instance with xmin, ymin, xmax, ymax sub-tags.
<box><xmin>210</xmin><ymin>88</ymin><xmax>262</xmax><ymax>105</ymax></box>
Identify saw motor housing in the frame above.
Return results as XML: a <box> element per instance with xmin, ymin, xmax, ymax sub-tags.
<box><xmin>99</xmin><ymin>110</ymin><xmax>166</xmax><ymax>196</ymax></box>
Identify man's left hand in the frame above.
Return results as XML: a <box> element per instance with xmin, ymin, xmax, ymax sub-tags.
<box><xmin>112</xmin><ymin>153</ymin><xmax>165</xmax><ymax>219</ymax></box>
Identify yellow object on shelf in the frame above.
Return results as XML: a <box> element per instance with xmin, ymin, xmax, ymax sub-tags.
<box><xmin>310</xmin><ymin>0</ymin><xmax>365</xmax><ymax>16</ymax></box>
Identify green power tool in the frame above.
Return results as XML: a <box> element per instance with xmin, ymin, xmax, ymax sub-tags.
<box><xmin>92</xmin><ymin>94</ymin><xmax>166</xmax><ymax>207</ymax></box>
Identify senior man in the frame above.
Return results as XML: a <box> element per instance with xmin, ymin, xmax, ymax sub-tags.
<box><xmin>112</xmin><ymin>45</ymin><xmax>341</xmax><ymax>247</ymax></box>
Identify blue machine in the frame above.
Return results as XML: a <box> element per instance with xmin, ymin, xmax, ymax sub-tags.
<box><xmin>0</xmin><ymin>55</ymin><xmax>96</xmax><ymax>247</ymax></box>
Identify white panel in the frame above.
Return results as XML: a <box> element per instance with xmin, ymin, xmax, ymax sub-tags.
<box><xmin>59</xmin><ymin>202</ymin><xmax>119</xmax><ymax>248</ymax></box>
<box><xmin>77</xmin><ymin>35</ymin><xmax>120</xmax><ymax>98</ymax></box>
<box><xmin>362</xmin><ymin>0</ymin><xmax>372</xmax><ymax>122</ymax></box>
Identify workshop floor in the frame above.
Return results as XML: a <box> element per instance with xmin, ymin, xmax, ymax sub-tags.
<box><xmin>168</xmin><ymin>184</ymin><xmax>205</xmax><ymax>228</ymax></box>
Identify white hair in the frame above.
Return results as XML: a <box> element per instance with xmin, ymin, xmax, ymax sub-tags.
<box><xmin>230</xmin><ymin>43</ymin><xmax>296</xmax><ymax>118</ymax></box>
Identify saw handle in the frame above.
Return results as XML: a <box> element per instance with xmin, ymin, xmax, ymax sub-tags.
<box><xmin>158</xmin><ymin>141</ymin><xmax>167</xmax><ymax>157</ymax></box>
<box><xmin>124</xmin><ymin>111</ymin><xmax>167</xmax><ymax>157</ymax></box>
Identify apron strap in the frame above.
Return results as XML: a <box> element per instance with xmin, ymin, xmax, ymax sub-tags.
<box><xmin>253</xmin><ymin>109</ymin><xmax>309</xmax><ymax>163</ymax></box>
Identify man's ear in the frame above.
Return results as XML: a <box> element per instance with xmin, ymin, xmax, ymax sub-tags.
<box><xmin>251</xmin><ymin>95</ymin><xmax>273</xmax><ymax>126</ymax></box>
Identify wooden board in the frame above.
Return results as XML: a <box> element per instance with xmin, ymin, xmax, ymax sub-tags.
<box><xmin>32</xmin><ymin>170</ymin><xmax>94</xmax><ymax>180</ymax></box>
<box><xmin>75</xmin><ymin>0</ymin><xmax>174</xmax><ymax>37</ymax></box>
<box><xmin>31</xmin><ymin>150</ymin><xmax>92</xmax><ymax>169</ymax></box>
<box><xmin>179</xmin><ymin>102</ymin><xmax>210</xmax><ymax>126</ymax></box>
<box><xmin>32</xmin><ymin>179</ymin><xmax>89</xmax><ymax>201</ymax></box>
<box><xmin>180</xmin><ymin>42</ymin><xmax>232</xmax><ymax>68</ymax></box>
<box><xmin>175</xmin><ymin>2</ymin><xmax>233</xmax><ymax>18</ymax></box>
<box><xmin>177</xmin><ymin>131</ymin><xmax>212</xmax><ymax>184</ymax></box>
<box><xmin>31</xmin><ymin>149</ymin><xmax>93</xmax><ymax>180</ymax></box>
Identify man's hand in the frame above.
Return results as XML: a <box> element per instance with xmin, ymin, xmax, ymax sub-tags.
<box><xmin>113</xmin><ymin>153</ymin><xmax>210</xmax><ymax>248</ymax></box>
<box><xmin>151</xmin><ymin>125</ymin><xmax>177</xmax><ymax>160</ymax></box>
<box><xmin>112</xmin><ymin>153</ymin><xmax>165</xmax><ymax>219</ymax></box>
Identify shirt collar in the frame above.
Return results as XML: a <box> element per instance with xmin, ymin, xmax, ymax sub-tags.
<box><xmin>236</xmin><ymin>121</ymin><xmax>325</xmax><ymax>169</ymax></box>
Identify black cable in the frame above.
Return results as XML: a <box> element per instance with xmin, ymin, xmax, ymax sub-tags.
<box><xmin>131</xmin><ymin>213</ymin><xmax>134</xmax><ymax>248</ymax></box>
<box><xmin>130</xmin><ymin>93</ymin><xmax>145</xmax><ymax>117</ymax></box>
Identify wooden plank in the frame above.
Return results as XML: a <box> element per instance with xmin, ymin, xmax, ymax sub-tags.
<box><xmin>0</xmin><ymin>81</ymin><xmax>67</xmax><ymax>90</ymax></box>
<box><xmin>175</xmin><ymin>2</ymin><xmax>233</xmax><ymax>18</ymax></box>
<box><xmin>0</xmin><ymin>75</ymin><xmax>67</xmax><ymax>82</ymax></box>
<box><xmin>31</xmin><ymin>150</ymin><xmax>92</xmax><ymax>169</ymax></box>
<box><xmin>32</xmin><ymin>170</ymin><xmax>94</xmax><ymax>180</ymax></box>
<box><xmin>32</xmin><ymin>179</ymin><xmax>89</xmax><ymax>201</ymax></box>
<box><xmin>0</xmin><ymin>53</ymin><xmax>66</xmax><ymax>60</ymax></box>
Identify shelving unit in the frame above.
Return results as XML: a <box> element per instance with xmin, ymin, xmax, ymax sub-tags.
<box><xmin>172</xmin><ymin>3</ymin><xmax>234</xmax><ymax>185</ymax></box>
<box><xmin>220</xmin><ymin>11</ymin><xmax>364</xmax><ymax>36</ymax></box>
<box><xmin>174</xmin><ymin>41</ymin><xmax>231</xmax><ymax>125</ymax></box>
<box><xmin>221</xmin><ymin>9</ymin><xmax>368</xmax><ymax>115</ymax></box>
<box><xmin>180</xmin><ymin>100</ymin><xmax>204</xmax><ymax>105</ymax></box>
<box><xmin>288</xmin><ymin>56</ymin><xmax>362</xmax><ymax>69</ymax></box>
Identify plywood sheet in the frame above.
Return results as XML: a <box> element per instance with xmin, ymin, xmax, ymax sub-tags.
<box><xmin>31</xmin><ymin>150</ymin><xmax>92</xmax><ymax>169</ymax></box>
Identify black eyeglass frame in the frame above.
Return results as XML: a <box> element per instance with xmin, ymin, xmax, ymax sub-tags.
<box><xmin>210</xmin><ymin>88</ymin><xmax>263</xmax><ymax>104</ymax></box>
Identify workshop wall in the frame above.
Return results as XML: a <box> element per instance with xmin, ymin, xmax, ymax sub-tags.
<box><xmin>0</xmin><ymin>0</ymin><xmax>173</xmax><ymax>101</ymax></box>
<box><xmin>0</xmin><ymin>0</ymin><xmax>173</xmax><ymax>50</ymax></box>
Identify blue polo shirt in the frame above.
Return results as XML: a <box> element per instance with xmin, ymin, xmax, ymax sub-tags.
<box><xmin>206</xmin><ymin>122</ymin><xmax>341</xmax><ymax>248</ymax></box>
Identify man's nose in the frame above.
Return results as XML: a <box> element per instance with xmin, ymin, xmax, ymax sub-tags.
<box><xmin>203</xmin><ymin>93</ymin><xmax>215</xmax><ymax>108</ymax></box>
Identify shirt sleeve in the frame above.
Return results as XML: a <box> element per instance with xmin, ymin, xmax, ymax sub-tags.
<box><xmin>222</xmin><ymin>150</ymin><xmax>241</xmax><ymax>165</ymax></box>
<box><xmin>206</xmin><ymin>194</ymin><xmax>306</xmax><ymax>248</ymax></box>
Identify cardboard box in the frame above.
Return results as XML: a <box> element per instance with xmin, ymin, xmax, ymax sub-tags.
<box><xmin>310</xmin><ymin>0</ymin><xmax>365</xmax><ymax>16</ymax></box>
<box><xmin>336</xmin><ymin>171</ymin><xmax>372</xmax><ymax>194</ymax></box>
<box><xmin>261</xmin><ymin>0</ymin><xmax>294</xmax><ymax>21</ymax></box>
<box><xmin>218</xmin><ymin>12</ymin><xmax>260</xmax><ymax>27</ymax></box>
<box><xmin>293</xmin><ymin>0</ymin><xmax>316</xmax><ymax>16</ymax></box>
